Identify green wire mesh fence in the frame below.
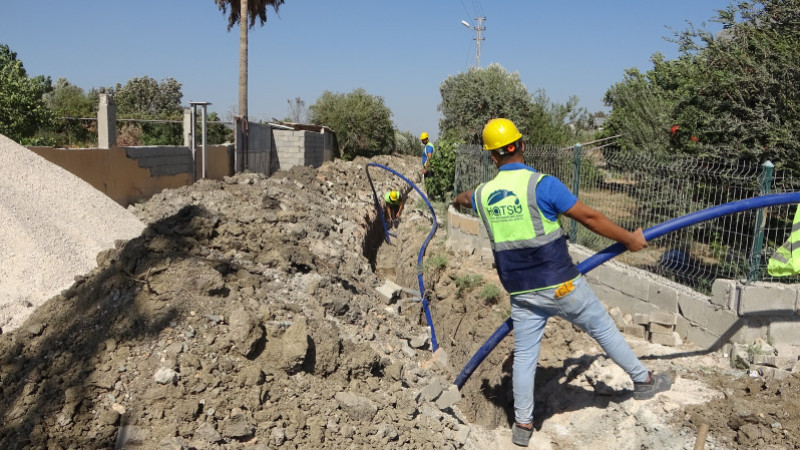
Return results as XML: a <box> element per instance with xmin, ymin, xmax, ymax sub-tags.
<box><xmin>453</xmin><ymin>140</ymin><xmax>800</xmax><ymax>293</ymax></box>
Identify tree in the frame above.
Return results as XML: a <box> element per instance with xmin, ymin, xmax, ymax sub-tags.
<box><xmin>308</xmin><ymin>88</ymin><xmax>395</xmax><ymax>160</ymax></box>
<box><xmin>112</xmin><ymin>76</ymin><xmax>183</xmax><ymax>119</ymax></box>
<box><xmin>43</xmin><ymin>78</ymin><xmax>97</xmax><ymax>147</ymax></box>
<box><xmin>525</xmin><ymin>90</ymin><xmax>590</xmax><ymax>146</ymax></box>
<box><xmin>603</xmin><ymin>0</ymin><xmax>800</xmax><ymax>173</ymax></box>
<box><xmin>110</xmin><ymin>76</ymin><xmax>184</xmax><ymax>145</ymax></box>
<box><xmin>0</xmin><ymin>44</ymin><xmax>55</xmax><ymax>144</ymax></box>
<box><xmin>285</xmin><ymin>97</ymin><xmax>307</xmax><ymax>123</ymax></box>
<box><xmin>393</xmin><ymin>129</ymin><xmax>418</xmax><ymax>155</ymax></box>
<box><xmin>438</xmin><ymin>63</ymin><xmax>533</xmax><ymax>144</ymax></box>
<box><xmin>602</xmin><ymin>64</ymin><xmax>674</xmax><ymax>154</ymax></box>
<box><xmin>215</xmin><ymin>0</ymin><xmax>285</xmax><ymax>121</ymax></box>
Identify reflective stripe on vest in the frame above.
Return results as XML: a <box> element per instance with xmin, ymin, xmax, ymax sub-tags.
<box><xmin>475</xmin><ymin>171</ymin><xmax>563</xmax><ymax>252</ymax></box>
<box><xmin>768</xmin><ymin>204</ymin><xmax>800</xmax><ymax>277</ymax></box>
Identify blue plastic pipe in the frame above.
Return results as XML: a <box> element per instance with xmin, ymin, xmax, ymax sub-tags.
<box><xmin>453</xmin><ymin>192</ymin><xmax>800</xmax><ymax>389</ymax></box>
<box><xmin>365</xmin><ymin>163</ymin><xmax>440</xmax><ymax>351</ymax></box>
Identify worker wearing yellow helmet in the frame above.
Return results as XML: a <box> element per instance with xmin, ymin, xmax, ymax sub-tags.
<box><xmin>383</xmin><ymin>190</ymin><xmax>404</xmax><ymax>227</ymax></box>
<box><xmin>450</xmin><ymin>118</ymin><xmax>670</xmax><ymax>447</ymax></box>
<box><xmin>420</xmin><ymin>132</ymin><xmax>435</xmax><ymax>178</ymax></box>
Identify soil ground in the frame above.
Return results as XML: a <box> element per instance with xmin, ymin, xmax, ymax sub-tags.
<box><xmin>1</xmin><ymin>154</ymin><xmax>799</xmax><ymax>449</ymax></box>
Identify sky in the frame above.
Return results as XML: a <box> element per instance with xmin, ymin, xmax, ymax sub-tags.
<box><xmin>2</xmin><ymin>1</ymin><xmax>730</xmax><ymax>140</ymax></box>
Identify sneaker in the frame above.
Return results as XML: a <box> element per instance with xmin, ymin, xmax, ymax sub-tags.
<box><xmin>511</xmin><ymin>423</ymin><xmax>533</xmax><ymax>447</ymax></box>
<box><xmin>633</xmin><ymin>371</ymin><xmax>673</xmax><ymax>400</ymax></box>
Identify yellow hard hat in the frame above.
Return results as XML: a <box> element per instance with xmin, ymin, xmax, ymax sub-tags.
<box><xmin>482</xmin><ymin>118</ymin><xmax>523</xmax><ymax>151</ymax></box>
<box><xmin>420</xmin><ymin>132</ymin><xmax>429</xmax><ymax>140</ymax></box>
<box><xmin>389</xmin><ymin>191</ymin><xmax>400</xmax><ymax>202</ymax></box>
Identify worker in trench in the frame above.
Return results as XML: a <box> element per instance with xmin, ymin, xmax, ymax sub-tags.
<box><xmin>450</xmin><ymin>118</ymin><xmax>673</xmax><ymax>447</ymax></box>
<box><xmin>383</xmin><ymin>189</ymin><xmax>404</xmax><ymax>228</ymax></box>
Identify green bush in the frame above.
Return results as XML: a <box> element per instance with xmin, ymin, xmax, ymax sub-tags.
<box><xmin>424</xmin><ymin>132</ymin><xmax>460</xmax><ymax>201</ymax></box>
<box><xmin>309</xmin><ymin>88</ymin><xmax>395</xmax><ymax>160</ymax></box>
<box><xmin>394</xmin><ymin>129</ymin><xmax>418</xmax><ymax>155</ymax></box>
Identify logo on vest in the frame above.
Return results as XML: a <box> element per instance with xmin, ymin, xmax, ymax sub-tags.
<box><xmin>486</xmin><ymin>189</ymin><xmax>523</xmax><ymax>221</ymax></box>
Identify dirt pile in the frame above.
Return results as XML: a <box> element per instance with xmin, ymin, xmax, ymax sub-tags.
<box><xmin>1</xmin><ymin>151</ymin><xmax>800</xmax><ymax>449</ymax></box>
<box><xmin>0</xmin><ymin>155</ymin><xmax>475</xmax><ymax>449</ymax></box>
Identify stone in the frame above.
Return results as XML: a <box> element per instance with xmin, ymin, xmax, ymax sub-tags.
<box><xmin>335</xmin><ymin>392</ymin><xmax>378</xmax><ymax>421</ymax></box>
<box><xmin>435</xmin><ymin>384</ymin><xmax>461</xmax><ymax>410</ymax></box>
<box><xmin>154</xmin><ymin>367</ymin><xmax>178</xmax><ymax>385</ymax></box>
<box><xmin>419</xmin><ymin>379</ymin><xmax>444</xmax><ymax>403</ymax></box>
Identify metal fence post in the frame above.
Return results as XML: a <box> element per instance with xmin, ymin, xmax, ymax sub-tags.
<box><xmin>569</xmin><ymin>143</ymin><xmax>582</xmax><ymax>241</ymax></box>
<box><xmin>748</xmin><ymin>160</ymin><xmax>774</xmax><ymax>282</ymax></box>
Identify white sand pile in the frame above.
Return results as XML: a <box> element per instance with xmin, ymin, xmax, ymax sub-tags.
<box><xmin>0</xmin><ymin>134</ymin><xmax>145</xmax><ymax>332</ymax></box>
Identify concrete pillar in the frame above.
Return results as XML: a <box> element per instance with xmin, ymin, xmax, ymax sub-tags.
<box><xmin>183</xmin><ymin>108</ymin><xmax>192</xmax><ymax>147</ymax></box>
<box><xmin>98</xmin><ymin>94</ymin><xmax>116</xmax><ymax>149</ymax></box>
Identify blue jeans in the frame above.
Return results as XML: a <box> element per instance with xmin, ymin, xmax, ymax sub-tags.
<box><xmin>510</xmin><ymin>276</ymin><xmax>649</xmax><ymax>425</ymax></box>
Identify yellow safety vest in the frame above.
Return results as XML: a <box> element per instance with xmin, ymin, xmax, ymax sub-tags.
<box><xmin>768</xmin><ymin>204</ymin><xmax>800</xmax><ymax>277</ymax></box>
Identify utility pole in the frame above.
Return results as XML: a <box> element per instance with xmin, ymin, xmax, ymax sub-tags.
<box><xmin>462</xmin><ymin>17</ymin><xmax>486</xmax><ymax>68</ymax></box>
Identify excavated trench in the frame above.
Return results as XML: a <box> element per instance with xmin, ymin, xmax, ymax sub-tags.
<box><xmin>365</xmin><ymin>194</ymin><xmax>519</xmax><ymax>430</ymax></box>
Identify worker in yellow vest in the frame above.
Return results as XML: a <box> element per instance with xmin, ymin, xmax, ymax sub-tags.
<box><xmin>384</xmin><ymin>190</ymin><xmax>404</xmax><ymax>227</ymax></box>
<box><xmin>451</xmin><ymin>118</ymin><xmax>672</xmax><ymax>447</ymax></box>
<box><xmin>768</xmin><ymin>204</ymin><xmax>800</xmax><ymax>277</ymax></box>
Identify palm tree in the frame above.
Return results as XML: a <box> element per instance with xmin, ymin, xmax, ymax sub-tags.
<box><xmin>215</xmin><ymin>0</ymin><xmax>285</xmax><ymax>121</ymax></box>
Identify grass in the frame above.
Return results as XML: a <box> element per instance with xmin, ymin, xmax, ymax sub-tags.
<box><xmin>454</xmin><ymin>274</ymin><xmax>483</xmax><ymax>295</ymax></box>
<box><xmin>479</xmin><ymin>283</ymin><xmax>503</xmax><ymax>305</ymax></box>
<box><xmin>423</xmin><ymin>253</ymin><xmax>448</xmax><ymax>271</ymax></box>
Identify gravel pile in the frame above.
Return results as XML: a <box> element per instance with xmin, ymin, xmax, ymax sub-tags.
<box><xmin>0</xmin><ymin>134</ymin><xmax>145</xmax><ymax>332</ymax></box>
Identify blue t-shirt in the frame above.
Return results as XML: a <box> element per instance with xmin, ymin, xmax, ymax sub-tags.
<box><xmin>470</xmin><ymin>163</ymin><xmax>577</xmax><ymax>220</ymax></box>
<box><xmin>422</xmin><ymin>143</ymin><xmax>434</xmax><ymax>166</ymax></box>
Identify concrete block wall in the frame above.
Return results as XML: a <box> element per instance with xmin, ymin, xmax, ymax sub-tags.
<box><xmin>447</xmin><ymin>206</ymin><xmax>800</xmax><ymax>350</ymax></box>
<box><xmin>273</xmin><ymin>130</ymin><xmax>333</xmax><ymax>171</ymax></box>
<box><xmin>124</xmin><ymin>146</ymin><xmax>193</xmax><ymax>176</ymax></box>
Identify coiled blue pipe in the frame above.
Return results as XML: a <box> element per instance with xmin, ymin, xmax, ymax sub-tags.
<box><xmin>453</xmin><ymin>192</ymin><xmax>800</xmax><ymax>388</ymax></box>
<box><xmin>365</xmin><ymin>163</ymin><xmax>439</xmax><ymax>351</ymax></box>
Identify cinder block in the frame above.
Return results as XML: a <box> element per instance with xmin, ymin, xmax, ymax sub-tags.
<box><xmin>711</xmin><ymin>279</ymin><xmax>738</xmax><ymax>310</ymax></box>
<box><xmin>648</xmin><ymin>284</ymin><xmax>679</xmax><ymax>314</ymax></box>
<box><xmin>609</xmin><ymin>270</ymin><xmax>650</xmax><ymax>300</ymax></box>
<box><xmin>623</xmin><ymin>323</ymin><xmax>646</xmax><ymax>339</ymax></box>
<box><xmin>592</xmin><ymin>284</ymin><xmax>657</xmax><ymax>316</ymax></box>
<box><xmin>752</xmin><ymin>354</ymin><xmax>777</xmax><ymax>367</ymax></box>
<box><xmin>677</xmin><ymin>293</ymin><xmax>714</xmax><ymax>328</ymax></box>
<box><xmin>705</xmin><ymin>309</ymin><xmax>739</xmax><ymax>338</ymax></box>
<box><xmin>460</xmin><ymin>216</ymin><xmax>480</xmax><ymax>235</ymax></box>
<box><xmin>650</xmin><ymin>312</ymin><xmax>678</xmax><ymax>326</ymax></box>
<box><xmin>729</xmin><ymin>320</ymin><xmax>768</xmax><ymax>345</ymax></box>
<box><xmin>649</xmin><ymin>331</ymin><xmax>682</xmax><ymax>347</ymax></box>
<box><xmin>769</xmin><ymin>319</ymin><xmax>800</xmax><ymax>345</ymax></box>
<box><xmin>584</xmin><ymin>263</ymin><xmax>615</xmax><ymax>288</ymax></box>
<box><xmin>685</xmin><ymin>324</ymin><xmax>721</xmax><ymax>350</ymax></box>
<box><xmin>739</xmin><ymin>283</ymin><xmax>799</xmax><ymax>316</ymax></box>
<box><xmin>633</xmin><ymin>313</ymin><xmax>650</xmax><ymax>325</ymax></box>
<box><xmin>649</xmin><ymin>322</ymin><xmax>674</xmax><ymax>335</ymax></box>
<box><xmin>675</xmin><ymin>315</ymin><xmax>690</xmax><ymax>340</ymax></box>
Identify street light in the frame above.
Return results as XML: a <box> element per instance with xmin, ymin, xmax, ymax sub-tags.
<box><xmin>460</xmin><ymin>18</ymin><xmax>485</xmax><ymax>68</ymax></box>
